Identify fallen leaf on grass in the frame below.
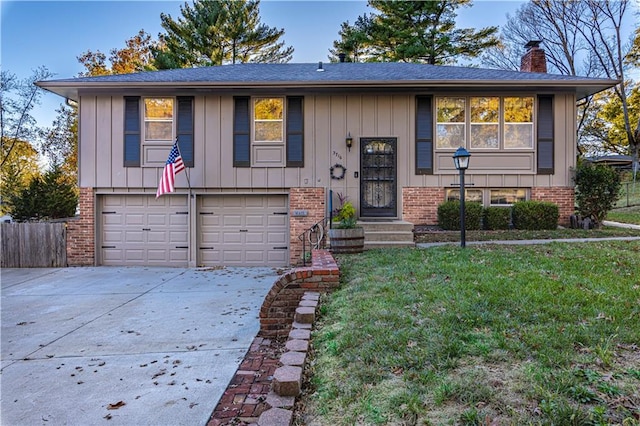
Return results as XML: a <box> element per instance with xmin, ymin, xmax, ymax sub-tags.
<box><xmin>107</xmin><ymin>401</ymin><xmax>126</xmax><ymax>410</ymax></box>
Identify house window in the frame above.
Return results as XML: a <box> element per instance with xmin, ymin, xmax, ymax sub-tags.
<box><xmin>504</xmin><ymin>97</ymin><xmax>534</xmax><ymax>149</ymax></box>
<box><xmin>445</xmin><ymin>189</ymin><xmax>483</xmax><ymax>203</ymax></box>
<box><xmin>435</xmin><ymin>95</ymin><xmax>535</xmax><ymax>150</ymax></box>
<box><xmin>254</xmin><ymin>98</ymin><xmax>284</xmax><ymax>142</ymax></box>
<box><xmin>436</xmin><ymin>97</ymin><xmax>465</xmax><ymax>149</ymax></box>
<box><xmin>144</xmin><ymin>98</ymin><xmax>174</xmax><ymax>142</ymax></box>
<box><xmin>470</xmin><ymin>97</ymin><xmax>499</xmax><ymax>149</ymax></box>
<box><xmin>490</xmin><ymin>189</ymin><xmax>527</xmax><ymax>205</ymax></box>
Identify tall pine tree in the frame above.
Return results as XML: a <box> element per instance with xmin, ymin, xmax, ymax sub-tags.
<box><xmin>331</xmin><ymin>0</ymin><xmax>498</xmax><ymax>64</ymax></box>
<box><xmin>154</xmin><ymin>0</ymin><xmax>293</xmax><ymax>68</ymax></box>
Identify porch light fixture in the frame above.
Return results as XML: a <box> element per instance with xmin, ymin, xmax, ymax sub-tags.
<box><xmin>453</xmin><ymin>147</ymin><xmax>471</xmax><ymax>248</ymax></box>
<box><xmin>346</xmin><ymin>132</ymin><xmax>353</xmax><ymax>151</ymax></box>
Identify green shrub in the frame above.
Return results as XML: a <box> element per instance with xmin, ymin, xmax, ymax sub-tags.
<box><xmin>437</xmin><ymin>201</ymin><xmax>483</xmax><ymax>231</ymax></box>
<box><xmin>512</xmin><ymin>201</ymin><xmax>559</xmax><ymax>230</ymax></box>
<box><xmin>574</xmin><ymin>162</ymin><xmax>621</xmax><ymax>227</ymax></box>
<box><xmin>484</xmin><ymin>206</ymin><xmax>511</xmax><ymax>230</ymax></box>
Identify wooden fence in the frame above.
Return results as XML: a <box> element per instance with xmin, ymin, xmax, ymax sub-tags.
<box><xmin>1</xmin><ymin>222</ymin><xmax>67</xmax><ymax>268</ymax></box>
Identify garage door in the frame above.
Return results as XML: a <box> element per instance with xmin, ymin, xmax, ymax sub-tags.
<box><xmin>100</xmin><ymin>195</ymin><xmax>189</xmax><ymax>266</ymax></box>
<box><xmin>198</xmin><ymin>195</ymin><xmax>288</xmax><ymax>267</ymax></box>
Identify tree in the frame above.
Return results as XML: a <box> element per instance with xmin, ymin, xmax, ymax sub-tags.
<box><xmin>0</xmin><ymin>138</ymin><xmax>41</xmax><ymax>215</ymax></box>
<box><xmin>154</xmin><ymin>0</ymin><xmax>293</xmax><ymax>68</ymax></box>
<box><xmin>1</xmin><ymin>67</ymin><xmax>52</xmax><ymax>169</ymax></box>
<box><xmin>330</xmin><ymin>0</ymin><xmax>499</xmax><ymax>64</ymax></box>
<box><xmin>574</xmin><ymin>161</ymin><xmax>621</xmax><ymax>228</ymax></box>
<box><xmin>7</xmin><ymin>163</ymin><xmax>78</xmax><ymax>222</ymax></box>
<box><xmin>77</xmin><ymin>30</ymin><xmax>157</xmax><ymax>76</ymax></box>
<box><xmin>40</xmin><ymin>104</ymin><xmax>78</xmax><ymax>185</ymax></box>
<box><xmin>481</xmin><ymin>0</ymin><xmax>637</xmax><ymax>173</ymax></box>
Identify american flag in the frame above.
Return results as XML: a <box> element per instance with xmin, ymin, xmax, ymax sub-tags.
<box><xmin>156</xmin><ymin>141</ymin><xmax>185</xmax><ymax>198</ymax></box>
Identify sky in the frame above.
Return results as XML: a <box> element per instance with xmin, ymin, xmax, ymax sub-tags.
<box><xmin>0</xmin><ymin>0</ymin><xmax>546</xmax><ymax>129</ymax></box>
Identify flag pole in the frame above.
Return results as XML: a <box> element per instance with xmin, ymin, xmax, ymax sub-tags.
<box><xmin>174</xmin><ymin>137</ymin><xmax>192</xmax><ymax>195</ymax></box>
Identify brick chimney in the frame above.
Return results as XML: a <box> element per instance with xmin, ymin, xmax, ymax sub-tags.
<box><xmin>520</xmin><ymin>40</ymin><xmax>547</xmax><ymax>73</ymax></box>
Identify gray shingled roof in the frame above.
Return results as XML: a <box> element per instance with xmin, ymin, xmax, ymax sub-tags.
<box><xmin>37</xmin><ymin>62</ymin><xmax>618</xmax><ymax>100</ymax></box>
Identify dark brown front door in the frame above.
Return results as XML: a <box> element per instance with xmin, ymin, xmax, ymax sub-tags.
<box><xmin>360</xmin><ymin>138</ymin><xmax>397</xmax><ymax>218</ymax></box>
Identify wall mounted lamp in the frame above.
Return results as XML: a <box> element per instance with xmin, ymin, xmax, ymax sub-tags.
<box><xmin>346</xmin><ymin>132</ymin><xmax>353</xmax><ymax>151</ymax></box>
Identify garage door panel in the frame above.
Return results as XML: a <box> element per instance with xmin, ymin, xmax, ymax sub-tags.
<box><xmin>100</xmin><ymin>195</ymin><xmax>188</xmax><ymax>266</ymax></box>
<box><xmin>222</xmin><ymin>232</ymin><xmax>242</xmax><ymax>244</ymax></box>
<box><xmin>198</xmin><ymin>195</ymin><xmax>288</xmax><ymax>267</ymax></box>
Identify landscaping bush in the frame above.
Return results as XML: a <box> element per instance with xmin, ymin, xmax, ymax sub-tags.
<box><xmin>574</xmin><ymin>162</ymin><xmax>621</xmax><ymax>227</ymax></box>
<box><xmin>437</xmin><ymin>201</ymin><xmax>483</xmax><ymax>231</ymax></box>
<box><xmin>512</xmin><ymin>200</ymin><xmax>559</xmax><ymax>230</ymax></box>
<box><xmin>483</xmin><ymin>206</ymin><xmax>511</xmax><ymax>230</ymax></box>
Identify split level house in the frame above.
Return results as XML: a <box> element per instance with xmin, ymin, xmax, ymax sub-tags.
<box><xmin>38</xmin><ymin>42</ymin><xmax>618</xmax><ymax>268</ymax></box>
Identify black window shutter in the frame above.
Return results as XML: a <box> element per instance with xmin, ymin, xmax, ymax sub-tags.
<box><xmin>286</xmin><ymin>96</ymin><xmax>304</xmax><ymax>167</ymax></box>
<box><xmin>537</xmin><ymin>95</ymin><xmax>554</xmax><ymax>175</ymax></box>
<box><xmin>233</xmin><ymin>97</ymin><xmax>250</xmax><ymax>167</ymax></box>
<box><xmin>176</xmin><ymin>96</ymin><xmax>194</xmax><ymax>167</ymax></box>
<box><xmin>416</xmin><ymin>96</ymin><xmax>433</xmax><ymax>175</ymax></box>
<box><xmin>123</xmin><ymin>96</ymin><xmax>141</xmax><ymax>167</ymax></box>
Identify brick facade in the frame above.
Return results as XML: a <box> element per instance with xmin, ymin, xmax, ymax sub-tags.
<box><xmin>531</xmin><ymin>187</ymin><xmax>575</xmax><ymax>226</ymax></box>
<box><xmin>288</xmin><ymin>187</ymin><xmax>325</xmax><ymax>266</ymax></box>
<box><xmin>66</xmin><ymin>187</ymin><xmax>95</xmax><ymax>266</ymax></box>
<box><xmin>402</xmin><ymin>187</ymin><xmax>445</xmax><ymax>225</ymax></box>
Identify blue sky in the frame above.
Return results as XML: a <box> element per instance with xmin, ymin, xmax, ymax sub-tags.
<box><xmin>2</xmin><ymin>0</ymin><xmax>529</xmax><ymax>128</ymax></box>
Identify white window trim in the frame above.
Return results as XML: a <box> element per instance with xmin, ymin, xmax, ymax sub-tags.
<box><xmin>143</xmin><ymin>97</ymin><xmax>175</xmax><ymax>144</ymax></box>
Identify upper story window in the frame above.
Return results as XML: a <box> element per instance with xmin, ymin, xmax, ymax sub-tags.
<box><xmin>144</xmin><ymin>98</ymin><xmax>174</xmax><ymax>142</ymax></box>
<box><xmin>470</xmin><ymin>97</ymin><xmax>499</xmax><ymax>149</ymax></box>
<box><xmin>436</xmin><ymin>97</ymin><xmax>465</xmax><ymax>149</ymax></box>
<box><xmin>254</xmin><ymin>98</ymin><xmax>283</xmax><ymax>143</ymax></box>
<box><xmin>504</xmin><ymin>97</ymin><xmax>533</xmax><ymax>149</ymax></box>
<box><xmin>436</xmin><ymin>96</ymin><xmax>534</xmax><ymax>150</ymax></box>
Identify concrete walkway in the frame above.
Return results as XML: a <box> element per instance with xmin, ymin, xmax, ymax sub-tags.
<box><xmin>417</xmin><ymin>236</ymin><xmax>640</xmax><ymax>248</ymax></box>
<box><xmin>1</xmin><ymin>266</ymin><xmax>279</xmax><ymax>426</ymax></box>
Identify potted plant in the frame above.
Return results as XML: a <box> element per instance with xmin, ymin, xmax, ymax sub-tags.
<box><xmin>327</xmin><ymin>198</ymin><xmax>364</xmax><ymax>253</ymax></box>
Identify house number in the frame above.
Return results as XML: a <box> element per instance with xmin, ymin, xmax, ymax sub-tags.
<box><xmin>332</xmin><ymin>151</ymin><xmax>343</xmax><ymax>160</ymax></box>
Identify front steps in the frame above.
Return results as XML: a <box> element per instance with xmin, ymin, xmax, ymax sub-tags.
<box><xmin>358</xmin><ymin>220</ymin><xmax>415</xmax><ymax>249</ymax></box>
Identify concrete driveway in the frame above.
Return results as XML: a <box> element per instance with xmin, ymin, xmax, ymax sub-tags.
<box><xmin>1</xmin><ymin>266</ymin><xmax>279</xmax><ymax>426</ymax></box>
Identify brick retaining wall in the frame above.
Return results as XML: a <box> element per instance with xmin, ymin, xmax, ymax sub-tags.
<box><xmin>259</xmin><ymin>250</ymin><xmax>339</xmax><ymax>338</ymax></box>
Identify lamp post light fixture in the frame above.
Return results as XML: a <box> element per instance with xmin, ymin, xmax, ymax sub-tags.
<box><xmin>453</xmin><ymin>147</ymin><xmax>471</xmax><ymax>248</ymax></box>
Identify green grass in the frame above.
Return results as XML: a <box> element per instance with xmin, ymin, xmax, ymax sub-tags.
<box><xmin>615</xmin><ymin>181</ymin><xmax>640</xmax><ymax>208</ymax></box>
<box><xmin>301</xmin><ymin>242</ymin><xmax>640</xmax><ymax>425</ymax></box>
<box><xmin>607</xmin><ymin>204</ymin><xmax>640</xmax><ymax>225</ymax></box>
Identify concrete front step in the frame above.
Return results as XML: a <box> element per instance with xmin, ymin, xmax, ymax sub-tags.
<box><xmin>364</xmin><ymin>241</ymin><xmax>415</xmax><ymax>249</ymax></box>
<box><xmin>358</xmin><ymin>220</ymin><xmax>415</xmax><ymax>248</ymax></box>
<box><xmin>363</xmin><ymin>231</ymin><xmax>415</xmax><ymax>242</ymax></box>
<box><xmin>357</xmin><ymin>220</ymin><xmax>414</xmax><ymax>232</ymax></box>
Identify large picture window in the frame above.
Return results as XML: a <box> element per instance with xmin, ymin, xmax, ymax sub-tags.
<box><xmin>436</xmin><ymin>97</ymin><xmax>465</xmax><ymax>149</ymax></box>
<box><xmin>254</xmin><ymin>98</ymin><xmax>284</xmax><ymax>142</ymax></box>
<box><xmin>435</xmin><ymin>95</ymin><xmax>535</xmax><ymax>150</ymax></box>
<box><xmin>144</xmin><ymin>98</ymin><xmax>174</xmax><ymax>142</ymax></box>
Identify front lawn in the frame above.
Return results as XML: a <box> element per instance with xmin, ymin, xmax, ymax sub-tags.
<box><xmin>301</xmin><ymin>242</ymin><xmax>640</xmax><ymax>425</ymax></box>
<box><xmin>607</xmin><ymin>205</ymin><xmax>640</xmax><ymax>225</ymax></box>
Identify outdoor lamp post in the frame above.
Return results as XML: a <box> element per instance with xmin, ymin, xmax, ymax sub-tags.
<box><xmin>453</xmin><ymin>147</ymin><xmax>471</xmax><ymax>248</ymax></box>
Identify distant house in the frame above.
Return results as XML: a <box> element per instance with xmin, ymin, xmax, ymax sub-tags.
<box><xmin>585</xmin><ymin>155</ymin><xmax>633</xmax><ymax>170</ymax></box>
<box><xmin>37</xmin><ymin>42</ymin><xmax>618</xmax><ymax>267</ymax></box>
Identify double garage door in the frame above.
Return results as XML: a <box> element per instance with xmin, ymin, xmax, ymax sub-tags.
<box><xmin>99</xmin><ymin>194</ymin><xmax>288</xmax><ymax>267</ymax></box>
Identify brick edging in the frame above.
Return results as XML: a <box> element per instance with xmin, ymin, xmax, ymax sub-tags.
<box><xmin>259</xmin><ymin>250</ymin><xmax>339</xmax><ymax>337</ymax></box>
<box><xmin>208</xmin><ymin>250</ymin><xmax>340</xmax><ymax>426</ymax></box>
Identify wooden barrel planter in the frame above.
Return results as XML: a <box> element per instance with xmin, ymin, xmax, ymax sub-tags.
<box><xmin>327</xmin><ymin>227</ymin><xmax>365</xmax><ymax>254</ymax></box>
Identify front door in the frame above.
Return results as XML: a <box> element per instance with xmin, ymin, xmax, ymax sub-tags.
<box><xmin>360</xmin><ymin>138</ymin><xmax>397</xmax><ymax>217</ymax></box>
